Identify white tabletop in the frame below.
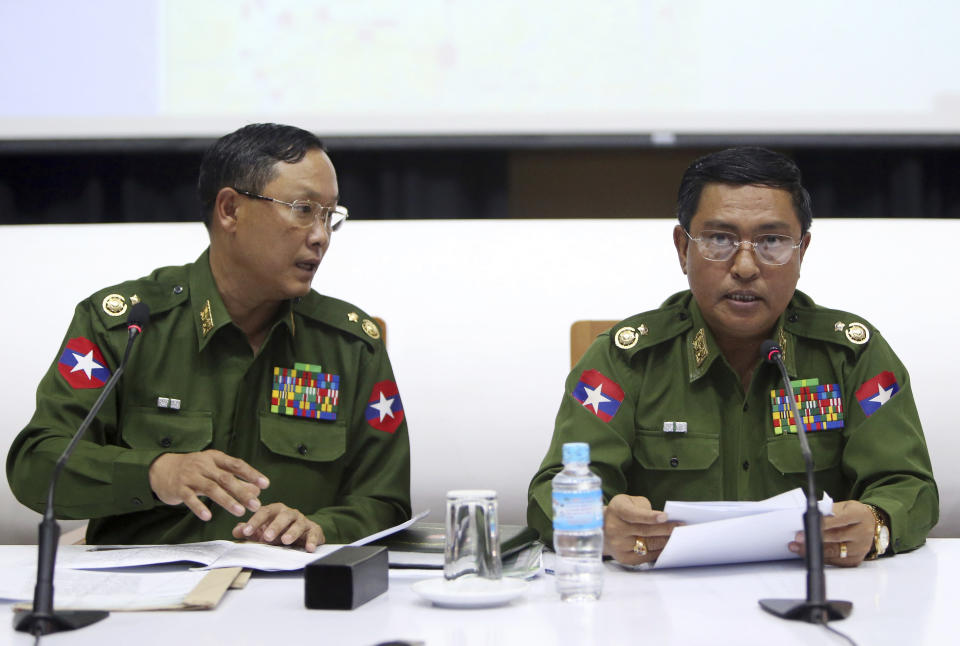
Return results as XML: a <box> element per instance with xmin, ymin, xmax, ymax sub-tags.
<box><xmin>3</xmin><ymin>539</ymin><xmax>959</xmax><ymax>646</ymax></box>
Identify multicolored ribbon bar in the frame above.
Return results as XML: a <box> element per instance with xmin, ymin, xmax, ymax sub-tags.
<box><xmin>769</xmin><ymin>378</ymin><xmax>844</xmax><ymax>434</ymax></box>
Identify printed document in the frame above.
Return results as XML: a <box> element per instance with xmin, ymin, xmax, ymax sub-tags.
<box><xmin>652</xmin><ymin>488</ymin><xmax>833</xmax><ymax>569</ymax></box>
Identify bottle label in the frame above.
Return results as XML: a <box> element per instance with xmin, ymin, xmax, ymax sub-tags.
<box><xmin>552</xmin><ymin>489</ymin><xmax>603</xmax><ymax>531</ymax></box>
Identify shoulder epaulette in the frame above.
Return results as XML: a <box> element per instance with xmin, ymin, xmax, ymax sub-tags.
<box><xmin>785</xmin><ymin>298</ymin><xmax>875</xmax><ymax>355</ymax></box>
<box><xmin>294</xmin><ymin>291</ymin><xmax>382</xmax><ymax>349</ymax></box>
<box><xmin>90</xmin><ymin>264</ymin><xmax>191</xmax><ymax>330</ymax></box>
<box><xmin>609</xmin><ymin>300</ymin><xmax>693</xmax><ymax>359</ymax></box>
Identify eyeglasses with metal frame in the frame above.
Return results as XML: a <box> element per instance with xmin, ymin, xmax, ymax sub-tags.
<box><xmin>684</xmin><ymin>229</ymin><xmax>802</xmax><ymax>266</ymax></box>
<box><xmin>232</xmin><ymin>188</ymin><xmax>348</xmax><ymax>231</ymax></box>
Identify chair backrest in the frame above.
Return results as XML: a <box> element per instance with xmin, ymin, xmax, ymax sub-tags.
<box><xmin>570</xmin><ymin>320</ymin><xmax>617</xmax><ymax>368</ymax></box>
<box><xmin>373</xmin><ymin>317</ymin><xmax>387</xmax><ymax>347</ymax></box>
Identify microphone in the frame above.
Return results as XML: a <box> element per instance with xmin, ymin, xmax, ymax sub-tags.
<box><xmin>15</xmin><ymin>303</ymin><xmax>151</xmax><ymax>637</ymax></box>
<box><xmin>758</xmin><ymin>340</ymin><xmax>852</xmax><ymax>623</ymax></box>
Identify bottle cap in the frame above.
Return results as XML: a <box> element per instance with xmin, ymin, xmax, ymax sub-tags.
<box><xmin>562</xmin><ymin>442</ymin><xmax>590</xmax><ymax>464</ymax></box>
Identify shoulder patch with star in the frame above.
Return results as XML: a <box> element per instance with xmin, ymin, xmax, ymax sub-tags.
<box><xmin>365</xmin><ymin>380</ymin><xmax>404</xmax><ymax>433</ymax></box>
<box><xmin>58</xmin><ymin>337</ymin><xmax>111</xmax><ymax>389</ymax></box>
<box><xmin>855</xmin><ymin>371</ymin><xmax>899</xmax><ymax>417</ymax></box>
<box><xmin>571</xmin><ymin>369</ymin><xmax>624</xmax><ymax>422</ymax></box>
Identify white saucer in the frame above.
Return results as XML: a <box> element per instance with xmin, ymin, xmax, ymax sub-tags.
<box><xmin>412</xmin><ymin>576</ymin><xmax>529</xmax><ymax>609</ymax></box>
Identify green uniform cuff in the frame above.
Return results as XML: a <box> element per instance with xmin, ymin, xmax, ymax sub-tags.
<box><xmin>861</xmin><ymin>497</ymin><xmax>907</xmax><ymax>554</ymax></box>
<box><xmin>309</xmin><ymin>512</ymin><xmax>341</xmax><ymax>545</ymax></box>
<box><xmin>112</xmin><ymin>449</ymin><xmax>165</xmax><ymax>513</ymax></box>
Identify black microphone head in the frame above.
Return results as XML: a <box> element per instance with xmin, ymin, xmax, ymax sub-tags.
<box><xmin>127</xmin><ymin>302</ymin><xmax>151</xmax><ymax>332</ymax></box>
<box><xmin>760</xmin><ymin>339</ymin><xmax>781</xmax><ymax>363</ymax></box>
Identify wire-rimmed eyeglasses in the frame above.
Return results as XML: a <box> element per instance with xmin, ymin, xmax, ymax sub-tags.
<box><xmin>684</xmin><ymin>229</ymin><xmax>802</xmax><ymax>266</ymax></box>
<box><xmin>232</xmin><ymin>188</ymin><xmax>348</xmax><ymax>231</ymax></box>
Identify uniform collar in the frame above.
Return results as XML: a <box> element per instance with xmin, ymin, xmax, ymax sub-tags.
<box><xmin>686</xmin><ymin>299</ymin><xmax>723</xmax><ymax>382</ymax></box>
<box><xmin>685</xmin><ymin>297</ymin><xmax>798</xmax><ymax>382</ymax></box>
<box><xmin>775</xmin><ymin>302</ymin><xmax>799</xmax><ymax>379</ymax></box>
<box><xmin>188</xmin><ymin>248</ymin><xmax>297</xmax><ymax>352</ymax></box>
<box><xmin>189</xmin><ymin>248</ymin><xmax>233</xmax><ymax>351</ymax></box>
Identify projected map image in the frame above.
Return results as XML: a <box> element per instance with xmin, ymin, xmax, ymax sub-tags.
<box><xmin>1</xmin><ymin>0</ymin><xmax>959</xmax><ymax>138</ymax></box>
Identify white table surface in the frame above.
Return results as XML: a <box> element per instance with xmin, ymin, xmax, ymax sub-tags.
<box><xmin>3</xmin><ymin>539</ymin><xmax>958</xmax><ymax>646</ymax></box>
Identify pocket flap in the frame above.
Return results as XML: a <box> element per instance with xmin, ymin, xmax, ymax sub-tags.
<box><xmin>633</xmin><ymin>432</ymin><xmax>720</xmax><ymax>471</ymax></box>
<box><xmin>259</xmin><ymin>412</ymin><xmax>346</xmax><ymax>463</ymax></box>
<box><xmin>121</xmin><ymin>407</ymin><xmax>213</xmax><ymax>451</ymax></box>
<box><xmin>766</xmin><ymin>432</ymin><xmax>843</xmax><ymax>474</ymax></box>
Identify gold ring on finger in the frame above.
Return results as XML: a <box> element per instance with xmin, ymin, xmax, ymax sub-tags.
<box><xmin>633</xmin><ymin>538</ymin><xmax>648</xmax><ymax>556</ymax></box>
<box><xmin>839</xmin><ymin>542</ymin><xmax>848</xmax><ymax>559</ymax></box>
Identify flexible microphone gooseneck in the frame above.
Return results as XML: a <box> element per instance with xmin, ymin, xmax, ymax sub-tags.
<box><xmin>757</xmin><ymin>340</ymin><xmax>852</xmax><ymax>623</ymax></box>
<box><xmin>15</xmin><ymin>303</ymin><xmax>151</xmax><ymax>637</ymax></box>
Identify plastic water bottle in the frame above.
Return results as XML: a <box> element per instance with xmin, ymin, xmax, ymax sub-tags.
<box><xmin>552</xmin><ymin>442</ymin><xmax>604</xmax><ymax>601</ymax></box>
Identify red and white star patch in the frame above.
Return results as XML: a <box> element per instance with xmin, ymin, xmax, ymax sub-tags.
<box><xmin>571</xmin><ymin>369</ymin><xmax>625</xmax><ymax>422</ymax></box>
<box><xmin>855</xmin><ymin>370</ymin><xmax>900</xmax><ymax>417</ymax></box>
<box><xmin>57</xmin><ymin>337</ymin><xmax>111</xmax><ymax>389</ymax></box>
<box><xmin>365</xmin><ymin>380</ymin><xmax>404</xmax><ymax>433</ymax></box>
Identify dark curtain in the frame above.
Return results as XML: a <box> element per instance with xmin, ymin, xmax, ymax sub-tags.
<box><xmin>0</xmin><ymin>146</ymin><xmax>957</xmax><ymax>224</ymax></box>
<box><xmin>0</xmin><ymin>148</ymin><xmax>509</xmax><ymax>224</ymax></box>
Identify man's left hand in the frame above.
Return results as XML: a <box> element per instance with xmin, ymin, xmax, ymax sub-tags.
<box><xmin>232</xmin><ymin>503</ymin><xmax>325</xmax><ymax>552</ymax></box>
<box><xmin>789</xmin><ymin>500</ymin><xmax>876</xmax><ymax>567</ymax></box>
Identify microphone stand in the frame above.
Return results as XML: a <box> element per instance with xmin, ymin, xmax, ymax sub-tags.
<box><xmin>759</xmin><ymin>343</ymin><xmax>852</xmax><ymax>623</ymax></box>
<box><xmin>15</xmin><ymin>308</ymin><xmax>148</xmax><ymax>637</ymax></box>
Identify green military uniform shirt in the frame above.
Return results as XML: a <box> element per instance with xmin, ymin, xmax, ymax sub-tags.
<box><xmin>528</xmin><ymin>290</ymin><xmax>938</xmax><ymax>553</ymax></box>
<box><xmin>7</xmin><ymin>249</ymin><xmax>411</xmax><ymax>544</ymax></box>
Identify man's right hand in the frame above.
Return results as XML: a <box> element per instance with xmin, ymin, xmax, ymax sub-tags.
<box><xmin>603</xmin><ymin>494</ymin><xmax>681</xmax><ymax>565</ymax></box>
<box><xmin>148</xmin><ymin>450</ymin><xmax>270</xmax><ymax>521</ymax></box>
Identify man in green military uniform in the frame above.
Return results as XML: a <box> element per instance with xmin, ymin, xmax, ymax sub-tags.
<box><xmin>528</xmin><ymin>147</ymin><xmax>937</xmax><ymax>567</ymax></box>
<box><xmin>8</xmin><ymin>123</ymin><xmax>411</xmax><ymax>550</ymax></box>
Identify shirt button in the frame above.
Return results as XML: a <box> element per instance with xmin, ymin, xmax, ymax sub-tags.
<box><xmin>173</xmin><ymin>285</ymin><xmax>183</xmax><ymax>295</ymax></box>
<box><xmin>677</xmin><ymin>312</ymin><xmax>688</xmax><ymax>321</ymax></box>
<box><xmin>159</xmin><ymin>437</ymin><xmax>172</xmax><ymax>448</ymax></box>
<box><xmin>742</xmin><ymin>460</ymin><xmax>750</xmax><ymax>471</ymax></box>
<box><xmin>297</xmin><ymin>444</ymin><xmax>308</xmax><ymax>456</ymax></box>
<box><xmin>131</xmin><ymin>497</ymin><xmax>142</xmax><ymax>506</ymax></box>
<box><xmin>788</xmin><ymin>312</ymin><xmax>799</xmax><ymax>323</ymax></box>
<box><xmin>669</xmin><ymin>456</ymin><xmax>679</xmax><ymax>468</ymax></box>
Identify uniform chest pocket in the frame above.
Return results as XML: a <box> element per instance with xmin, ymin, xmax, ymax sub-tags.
<box><xmin>121</xmin><ymin>407</ymin><xmax>213</xmax><ymax>451</ymax></box>
<box><xmin>766</xmin><ymin>432</ymin><xmax>843</xmax><ymax>474</ymax></box>
<box><xmin>633</xmin><ymin>431</ymin><xmax>720</xmax><ymax>471</ymax></box>
<box><xmin>258</xmin><ymin>413</ymin><xmax>346</xmax><ymax>463</ymax></box>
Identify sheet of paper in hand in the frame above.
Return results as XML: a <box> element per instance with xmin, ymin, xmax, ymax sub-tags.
<box><xmin>653</xmin><ymin>488</ymin><xmax>833</xmax><ymax>569</ymax></box>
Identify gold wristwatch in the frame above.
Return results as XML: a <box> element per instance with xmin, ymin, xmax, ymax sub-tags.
<box><xmin>865</xmin><ymin>504</ymin><xmax>890</xmax><ymax>560</ymax></box>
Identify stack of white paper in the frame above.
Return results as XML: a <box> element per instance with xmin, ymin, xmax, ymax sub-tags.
<box><xmin>652</xmin><ymin>488</ymin><xmax>833</xmax><ymax>569</ymax></box>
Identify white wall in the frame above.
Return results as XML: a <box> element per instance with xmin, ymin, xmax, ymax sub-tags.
<box><xmin>1</xmin><ymin>219</ymin><xmax>956</xmax><ymax>543</ymax></box>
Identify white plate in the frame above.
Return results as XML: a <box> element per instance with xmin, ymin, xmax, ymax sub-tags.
<box><xmin>412</xmin><ymin>576</ymin><xmax>529</xmax><ymax>609</ymax></box>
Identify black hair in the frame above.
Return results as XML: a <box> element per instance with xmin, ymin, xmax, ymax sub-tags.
<box><xmin>676</xmin><ymin>147</ymin><xmax>813</xmax><ymax>234</ymax></box>
<box><xmin>197</xmin><ymin>123</ymin><xmax>325</xmax><ymax>227</ymax></box>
